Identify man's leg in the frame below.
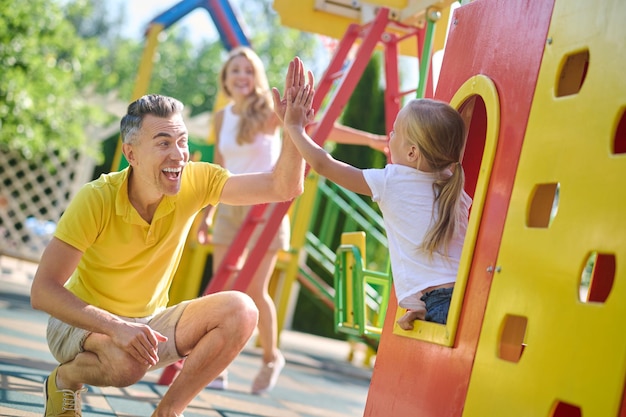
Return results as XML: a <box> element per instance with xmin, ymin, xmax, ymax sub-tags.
<box><xmin>55</xmin><ymin>332</ymin><xmax>153</xmax><ymax>390</ymax></box>
<box><xmin>152</xmin><ymin>290</ymin><xmax>258</xmax><ymax>417</ymax></box>
<box><xmin>45</xmin><ymin>323</ymin><xmax>153</xmax><ymax>417</ymax></box>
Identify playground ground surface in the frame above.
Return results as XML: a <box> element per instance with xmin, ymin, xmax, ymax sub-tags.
<box><xmin>0</xmin><ymin>256</ymin><xmax>372</xmax><ymax>417</ymax></box>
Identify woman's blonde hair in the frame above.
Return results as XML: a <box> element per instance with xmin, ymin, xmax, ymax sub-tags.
<box><xmin>218</xmin><ymin>46</ymin><xmax>274</xmax><ymax>144</ymax></box>
<box><xmin>395</xmin><ymin>98</ymin><xmax>467</xmax><ymax>256</ymax></box>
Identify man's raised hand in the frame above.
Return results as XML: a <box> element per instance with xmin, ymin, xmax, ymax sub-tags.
<box><xmin>272</xmin><ymin>57</ymin><xmax>314</xmax><ymax>123</ymax></box>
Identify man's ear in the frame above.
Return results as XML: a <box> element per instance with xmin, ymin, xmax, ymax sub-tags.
<box><xmin>122</xmin><ymin>143</ymin><xmax>136</xmax><ymax>166</ymax></box>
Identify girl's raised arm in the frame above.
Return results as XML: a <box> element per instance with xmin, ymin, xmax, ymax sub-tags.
<box><xmin>282</xmin><ymin>86</ymin><xmax>372</xmax><ymax>197</ymax></box>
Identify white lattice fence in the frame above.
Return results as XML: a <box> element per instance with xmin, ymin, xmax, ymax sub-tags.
<box><xmin>0</xmin><ymin>147</ymin><xmax>94</xmax><ymax>262</ymax></box>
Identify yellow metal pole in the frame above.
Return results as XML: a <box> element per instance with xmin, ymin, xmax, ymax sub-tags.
<box><xmin>111</xmin><ymin>24</ymin><xmax>164</xmax><ymax>171</ymax></box>
<box><xmin>274</xmin><ymin>172</ymin><xmax>321</xmax><ymax>339</ymax></box>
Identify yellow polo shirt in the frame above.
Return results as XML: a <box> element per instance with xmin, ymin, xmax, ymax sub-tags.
<box><xmin>55</xmin><ymin>161</ymin><xmax>230</xmax><ymax>317</ymax></box>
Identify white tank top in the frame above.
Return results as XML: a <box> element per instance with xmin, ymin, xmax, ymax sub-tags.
<box><xmin>218</xmin><ymin>104</ymin><xmax>280</xmax><ymax>174</ymax></box>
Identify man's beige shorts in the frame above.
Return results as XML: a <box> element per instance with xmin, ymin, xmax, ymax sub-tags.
<box><xmin>46</xmin><ymin>301</ymin><xmax>190</xmax><ymax>370</ymax></box>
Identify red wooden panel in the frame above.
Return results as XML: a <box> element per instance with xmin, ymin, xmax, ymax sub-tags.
<box><xmin>364</xmin><ymin>1</ymin><xmax>556</xmax><ymax>416</ymax></box>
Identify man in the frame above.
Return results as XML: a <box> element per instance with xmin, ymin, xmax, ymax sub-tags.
<box><xmin>30</xmin><ymin>57</ymin><xmax>313</xmax><ymax>417</ymax></box>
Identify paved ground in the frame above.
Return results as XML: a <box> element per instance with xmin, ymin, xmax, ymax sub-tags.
<box><xmin>0</xmin><ymin>256</ymin><xmax>372</xmax><ymax>417</ymax></box>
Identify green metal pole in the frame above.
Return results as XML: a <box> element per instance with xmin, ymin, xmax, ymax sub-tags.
<box><xmin>416</xmin><ymin>12</ymin><xmax>439</xmax><ymax>98</ymax></box>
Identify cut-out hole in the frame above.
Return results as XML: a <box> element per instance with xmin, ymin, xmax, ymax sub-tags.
<box><xmin>498</xmin><ymin>314</ymin><xmax>527</xmax><ymax>363</ymax></box>
<box><xmin>579</xmin><ymin>252</ymin><xmax>615</xmax><ymax>303</ymax></box>
<box><xmin>551</xmin><ymin>401</ymin><xmax>582</xmax><ymax>417</ymax></box>
<box><xmin>614</xmin><ymin>107</ymin><xmax>626</xmax><ymax>154</ymax></box>
<box><xmin>556</xmin><ymin>49</ymin><xmax>589</xmax><ymax>97</ymax></box>
<box><xmin>458</xmin><ymin>94</ymin><xmax>487</xmax><ymax>199</ymax></box>
<box><xmin>527</xmin><ymin>183</ymin><xmax>560</xmax><ymax>228</ymax></box>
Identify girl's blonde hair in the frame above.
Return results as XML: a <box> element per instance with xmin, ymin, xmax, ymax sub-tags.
<box><xmin>395</xmin><ymin>98</ymin><xmax>467</xmax><ymax>256</ymax></box>
<box><xmin>218</xmin><ymin>46</ymin><xmax>273</xmax><ymax>144</ymax></box>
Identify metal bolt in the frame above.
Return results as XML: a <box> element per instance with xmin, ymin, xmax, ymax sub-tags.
<box><xmin>546</xmin><ymin>37</ymin><xmax>553</xmax><ymax>45</ymax></box>
<box><xmin>486</xmin><ymin>266</ymin><xmax>494</xmax><ymax>273</ymax></box>
<box><xmin>495</xmin><ymin>266</ymin><xmax>502</xmax><ymax>273</ymax></box>
<box><xmin>428</xmin><ymin>9</ymin><xmax>442</xmax><ymax>22</ymax></box>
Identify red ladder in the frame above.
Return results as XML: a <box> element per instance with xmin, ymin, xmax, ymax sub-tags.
<box><xmin>158</xmin><ymin>6</ymin><xmax>434</xmax><ymax>385</ymax></box>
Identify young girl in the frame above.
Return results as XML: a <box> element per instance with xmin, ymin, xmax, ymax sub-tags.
<box><xmin>279</xmin><ymin>89</ymin><xmax>471</xmax><ymax>330</ymax></box>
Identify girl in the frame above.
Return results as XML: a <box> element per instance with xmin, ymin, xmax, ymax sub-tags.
<box><xmin>279</xmin><ymin>90</ymin><xmax>471</xmax><ymax>330</ymax></box>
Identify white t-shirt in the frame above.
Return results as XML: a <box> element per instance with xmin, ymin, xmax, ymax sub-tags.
<box><xmin>218</xmin><ymin>103</ymin><xmax>280</xmax><ymax>174</ymax></box>
<box><xmin>363</xmin><ymin>164</ymin><xmax>472</xmax><ymax>309</ymax></box>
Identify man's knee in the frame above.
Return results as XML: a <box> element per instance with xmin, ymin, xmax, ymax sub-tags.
<box><xmin>225</xmin><ymin>291</ymin><xmax>259</xmax><ymax>329</ymax></box>
<box><xmin>83</xmin><ymin>334</ymin><xmax>149</xmax><ymax>387</ymax></box>
<box><xmin>177</xmin><ymin>291</ymin><xmax>259</xmax><ymax>352</ymax></box>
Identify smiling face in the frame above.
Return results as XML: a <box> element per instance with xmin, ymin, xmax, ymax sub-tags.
<box><xmin>222</xmin><ymin>55</ymin><xmax>256</xmax><ymax>102</ymax></box>
<box><xmin>123</xmin><ymin>113</ymin><xmax>190</xmax><ymax>200</ymax></box>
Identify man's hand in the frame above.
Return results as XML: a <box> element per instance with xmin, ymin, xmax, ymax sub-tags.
<box><xmin>112</xmin><ymin>321</ymin><xmax>168</xmax><ymax>366</ymax></box>
<box><xmin>272</xmin><ymin>57</ymin><xmax>314</xmax><ymax>123</ymax></box>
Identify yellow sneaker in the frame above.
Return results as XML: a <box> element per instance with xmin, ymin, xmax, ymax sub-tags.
<box><xmin>43</xmin><ymin>367</ymin><xmax>87</xmax><ymax>417</ymax></box>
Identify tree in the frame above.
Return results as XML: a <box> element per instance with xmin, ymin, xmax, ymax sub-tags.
<box><xmin>148</xmin><ymin>33</ymin><xmax>224</xmax><ymax>117</ymax></box>
<box><xmin>0</xmin><ymin>0</ymin><xmax>110</xmax><ymax>159</ymax></box>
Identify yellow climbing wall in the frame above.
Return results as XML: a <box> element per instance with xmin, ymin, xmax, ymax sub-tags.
<box><xmin>462</xmin><ymin>0</ymin><xmax>626</xmax><ymax>416</ymax></box>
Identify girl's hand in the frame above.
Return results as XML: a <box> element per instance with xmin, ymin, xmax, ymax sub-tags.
<box><xmin>284</xmin><ymin>84</ymin><xmax>315</xmax><ymax>130</ymax></box>
<box><xmin>272</xmin><ymin>57</ymin><xmax>314</xmax><ymax>123</ymax></box>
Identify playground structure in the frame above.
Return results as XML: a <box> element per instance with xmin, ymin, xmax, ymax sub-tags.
<box><xmin>101</xmin><ymin>0</ymin><xmax>626</xmax><ymax>416</ymax></box>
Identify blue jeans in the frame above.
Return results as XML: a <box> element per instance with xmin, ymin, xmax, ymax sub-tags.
<box><xmin>420</xmin><ymin>287</ymin><xmax>454</xmax><ymax>325</ymax></box>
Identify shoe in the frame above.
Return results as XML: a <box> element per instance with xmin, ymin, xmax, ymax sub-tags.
<box><xmin>251</xmin><ymin>351</ymin><xmax>285</xmax><ymax>395</ymax></box>
<box><xmin>206</xmin><ymin>369</ymin><xmax>228</xmax><ymax>390</ymax></box>
<box><xmin>43</xmin><ymin>367</ymin><xmax>87</xmax><ymax>416</ymax></box>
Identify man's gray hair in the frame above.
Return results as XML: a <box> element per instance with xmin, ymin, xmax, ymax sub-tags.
<box><xmin>120</xmin><ymin>94</ymin><xmax>184</xmax><ymax>144</ymax></box>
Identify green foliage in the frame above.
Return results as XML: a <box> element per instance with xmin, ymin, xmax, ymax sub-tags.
<box><xmin>144</xmin><ymin>0</ymin><xmax>320</xmax><ymax>117</ymax></box>
<box><xmin>0</xmin><ymin>0</ymin><xmax>110</xmax><ymax>160</ymax></box>
<box><xmin>148</xmin><ymin>36</ymin><xmax>224</xmax><ymax>117</ymax></box>
<box><xmin>336</xmin><ymin>52</ymin><xmax>389</xmax><ymax>274</ymax></box>
<box><xmin>114</xmin><ymin>0</ymin><xmax>320</xmax><ymax>117</ymax></box>
<box><xmin>0</xmin><ymin>0</ymin><xmax>321</xmax><ymax>161</ymax></box>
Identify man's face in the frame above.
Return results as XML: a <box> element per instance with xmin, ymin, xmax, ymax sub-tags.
<box><xmin>125</xmin><ymin>113</ymin><xmax>190</xmax><ymax>197</ymax></box>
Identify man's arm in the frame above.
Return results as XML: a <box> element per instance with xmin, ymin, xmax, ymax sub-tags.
<box><xmin>31</xmin><ymin>238</ymin><xmax>165</xmax><ymax>365</ymax></box>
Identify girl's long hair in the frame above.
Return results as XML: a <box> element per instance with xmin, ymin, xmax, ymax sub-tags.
<box><xmin>396</xmin><ymin>99</ymin><xmax>467</xmax><ymax>256</ymax></box>
<box><xmin>218</xmin><ymin>46</ymin><xmax>273</xmax><ymax>144</ymax></box>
